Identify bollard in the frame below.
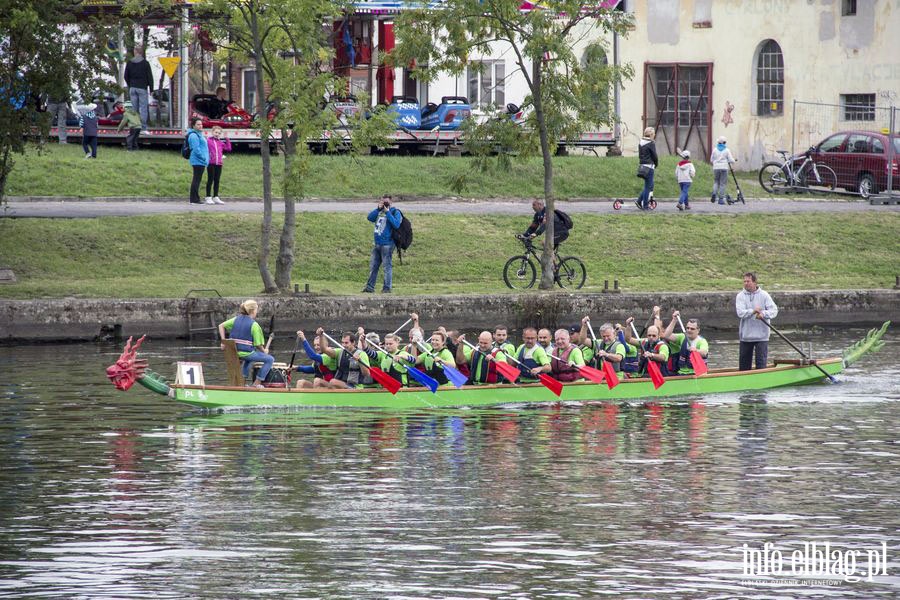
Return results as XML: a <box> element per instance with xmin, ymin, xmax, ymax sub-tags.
<box><xmin>614</xmin><ymin>279</ymin><xmax>621</xmax><ymax>292</ymax></box>
<box><xmin>305</xmin><ymin>283</ymin><xmax>310</xmax><ymax>293</ymax></box>
<box><xmin>895</xmin><ymin>275</ymin><xmax>900</xmax><ymax>290</ymax></box>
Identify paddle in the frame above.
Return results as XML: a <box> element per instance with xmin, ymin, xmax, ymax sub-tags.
<box><xmin>493</xmin><ymin>345</ymin><xmax>563</xmax><ymax>397</ymax></box>
<box><xmin>759</xmin><ymin>319</ymin><xmax>838</xmax><ymax>383</ymax></box>
<box><xmin>391</xmin><ymin>317</ymin><xmax>412</xmax><ymax>336</ymax></box>
<box><xmin>263</xmin><ymin>313</ymin><xmax>276</xmax><ymax>353</ymax></box>
<box><xmin>585</xmin><ymin>320</ymin><xmax>620</xmax><ymax>390</ymax></box>
<box><xmin>459</xmin><ymin>338</ymin><xmax>522</xmax><ymax>384</ymax></box>
<box><xmin>285</xmin><ymin>335</ymin><xmax>300</xmax><ymax>384</ymax></box>
<box><xmin>675</xmin><ymin>315</ymin><xmax>709</xmax><ymax>376</ymax></box>
<box><xmin>631</xmin><ymin>322</ymin><xmax>665</xmax><ymax>389</ymax></box>
<box><xmin>321</xmin><ymin>331</ymin><xmax>401</xmax><ymax>394</ymax></box>
<box><xmin>546</xmin><ymin>351</ymin><xmax>606</xmax><ymax>385</ymax></box>
<box><xmin>415</xmin><ymin>341</ymin><xmax>468</xmax><ymax>389</ymax></box>
<box><xmin>365</xmin><ymin>337</ymin><xmax>440</xmax><ymax>393</ymax></box>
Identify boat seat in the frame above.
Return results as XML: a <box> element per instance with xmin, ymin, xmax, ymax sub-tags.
<box><xmin>221</xmin><ymin>339</ymin><xmax>245</xmax><ymax>386</ymax></box>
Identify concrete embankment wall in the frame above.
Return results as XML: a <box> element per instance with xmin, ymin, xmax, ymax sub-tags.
<box><xmin>1</xmin><ymin>290</ymin><xmax>896</xmax><ymax>343</ymax></box>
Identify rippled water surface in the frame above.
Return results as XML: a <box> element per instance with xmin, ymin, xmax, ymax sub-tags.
<box><xmin>1</xmin><ymin>327</ymin><xmax>899</xmax><ymax>598</ymax></box>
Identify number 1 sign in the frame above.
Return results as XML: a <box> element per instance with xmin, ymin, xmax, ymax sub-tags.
<box><xmin>175</xmin><ymin>362</ymin><xmax>205</xmax><ymax>386</ymax></box>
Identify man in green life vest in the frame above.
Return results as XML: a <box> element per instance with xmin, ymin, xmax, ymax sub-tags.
<box><xmin>579</xmin><ymin>317</ymin><xmax>626</xmax><ymax>371</ymax></box>
<box><xmin>314</xmin><ymin>328</ymin><xmax>371</xmax><ymax>389</ymax></box>
<box><xmin>660</xmin><ymin>310</ymin><xmax>709</xmax><ymax>375</ymax></box>
<box><xmin>514</xmin><ymin>327</ymin><xmax>552</xmax><ymax>382</ymax></box>
<box><xmin>493</xmin><ymin>325</ymin><xmax>516</xmax><ymax>356</ymax></box>
<box><xmin>456</xmin><ymin>331</ymin><xmax>510</xmax><ymax>384</ymax></box>
<box><xmin>411</xmin><ymin>330</ymin><xmax>456</xmax><ymax>386</ymax></box>
<box><xmin>623</xmin><ymin>318</ymin><xmax>671</xmax><ymax>377</ymax></box>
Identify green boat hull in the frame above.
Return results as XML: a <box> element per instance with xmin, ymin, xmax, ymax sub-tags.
<box><xmin>169</xmin><ymin>359</ymin><xmax>845</xmax><ymax>410</ymax></box>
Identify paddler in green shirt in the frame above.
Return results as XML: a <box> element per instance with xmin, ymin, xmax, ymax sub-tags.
<box><xmin>579</xmin><ymin>317</ymin><xmax>626</xmax><ymax>372</ymax></box>
<box><xmin>549</xmin><ymin>328</ymin><xmax>586</xmax><ymax>382</ymax></box>
<box><xmin>315</xmin><ymin>328</ymin><xmax>371</xmax><ymax>389</ymax></box>
<box><xmin>661</xmin><ymin>310</ymin><xmax>709</xmax><ymax>375</ymax></box>
<box><xmin>377</xmin><ymin>333</ymin><xmax>416</xmax><ymax>386</ymax></box>
<box><xmin>456</xmin><ymin>331</ymin><xmax>510</xmax><ymax>384</ymax></box>
<box><xmin>623</xmin><ymin>318</ymin><xmax>671</xmax><ymax>377</ymax></box>
<box><xmin>493</xmin><ymin>326</ymin><xmax>516</xmax><ymax>356</ymax></box>
<box><xmin>513</xmin><ymin>327</ymin><xmax>551</xmax><ymax>382</ymax></box>
<box><xmin>412</xmin><ymin>330</ymin><xmax>456</xmax><ymax>386</ymax></box>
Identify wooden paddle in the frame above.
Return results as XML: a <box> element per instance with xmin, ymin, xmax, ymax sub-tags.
<box><xmin>493</xmin><ymin>345</ymin><xmax>563</xmax><ymax>397</ymax></box>
<box><xmin>321</xmin><ymin>331</ymin><xmax>401</xmax><ymax>394</ymax></box>
<box><xmin>631</xmin><ymin>322</ymin><xmax>665</xmax><ymax>389</ymax></box>
<box><xmin>675</xmin><ymin>315</ymin><xmax>708</xmax><ymax>376</ymax></box>
<box><xmin>759</xmin><ymin>319</ymin><xmax>837</xmax><ymax>383</ymax></box>
<box><xmin>585</xmin><ymin>320</ymin><xmax>620</xmax><ymax>390</ymax></box>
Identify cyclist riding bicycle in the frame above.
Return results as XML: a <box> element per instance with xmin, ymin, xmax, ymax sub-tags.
<box><xmin>522</xmin><ymin>199</ymin><xmax>572</xmax><ymax>249</ymax></box>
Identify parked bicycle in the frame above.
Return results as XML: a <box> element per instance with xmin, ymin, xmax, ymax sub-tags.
<box><xmin>504</xmin><ymin>234</ymin><xmax>586</xmax><ymax>290</ymax></box>
<box><xmin>758</xmin><ymin>147</ymin><xmax>838</xmax><ymax>194</ymax></box>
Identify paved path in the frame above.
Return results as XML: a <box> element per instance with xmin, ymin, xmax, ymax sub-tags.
<box><xmin>3</xmin><ymin>196</ymin><xmax>899</xmax><ymax>218</ymax></box>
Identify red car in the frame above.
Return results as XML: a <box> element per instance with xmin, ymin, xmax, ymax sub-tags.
<box><xmin>189</xmin><ymin>94</ymin><xmax>253</xmax><ymax>128</ymax></box>
<box><xmin>804</xmin><ymin>130</ymin><xmax>900</xmax><ymax>198</ymax></box>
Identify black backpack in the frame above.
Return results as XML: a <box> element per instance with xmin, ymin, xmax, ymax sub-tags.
<box><xmin>391</xmin><ymin>209</ymin><xmax>413</xmax><ymax>263</ymax></box>
<box><xmin>181</xmin><ymin>131</ymin><xmax>196</xmax><ymax>160</ymax></box>
<box><xmin>555</xmin><ymin>209</ymin><xmax>574</xmax><ymax>230</ymax></box>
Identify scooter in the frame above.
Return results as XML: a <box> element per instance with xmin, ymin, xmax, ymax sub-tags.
<box><xmin>613</xmin><ymin>191</ymin><xmax>657</xmax><ymax>211</ymax></box>
<box><xmin>728</xmin><ymin>162</ymin><xmax>746</xmax><ymax>204</ymax></box>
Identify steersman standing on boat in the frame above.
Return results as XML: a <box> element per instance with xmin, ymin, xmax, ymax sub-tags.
<box><xmin>736</xmin><ymin>272</ymin><xmax>779</xmax><ymax>371</ymax></box>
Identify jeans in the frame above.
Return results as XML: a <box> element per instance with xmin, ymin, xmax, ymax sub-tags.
<box><xmin>365</xmin><ymin>244</ymin><xmax>394</xmax><ymax>292</ymax></box>
<box><xmin>678</xmin><ymin>182</ymin><xmax>691</xmax><ymax>205</ymax></box>
<box><xmin>190</xmin><ymin>165</ymin><xmax>205</xmax><ymax>203</ymax></box>
<box><xmin>739</xmin><ymin>340</ymin><xmax>768</xmax><ymax>371</ymax></box>
<box><xmin>206</xmin><ymin>164</ymin><xmax>222</xmax><ymax>197</ymax></box>
<box><xmin>128</xmin><ymin>87</ymin><xmax>150</xmax><ymax>128</ymax></box>
<box><xmin>637</xmin><ymin>167</ymin><xmax>655</xmax><ymax>208</ymax></box>
<box><xmin>125</xmin><ymin>127</ymin><xmax>141</xmax><ymax>150</ymax></box>
<box><xmin>713</xmin><ymin>169</ymin><xmax>729</xmax><ymax>200</ymax></box>
<box><xmin>241</xmin><ymin>350</ymin><xmax>274</xmax><ymax>381</ymax></box>
<box><xmin>82</xmin><ymin>136</ymin><xmax>97</xmax><ymax>157</ymax></box>
<box><xmin>47</xmin><ymin>101</ymin><xmax>68</xmax><ymax>142</ymax></box>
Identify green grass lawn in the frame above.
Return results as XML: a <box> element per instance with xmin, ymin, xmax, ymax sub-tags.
<box><xmin>0</xmin><ymin>212</ymin><xmax>895</xmax><ymax>299</ymax></box>
<box><xmin>6</xmin><ymin>143</ymin><xmax>771</xmax><ymax>200</ymax></box>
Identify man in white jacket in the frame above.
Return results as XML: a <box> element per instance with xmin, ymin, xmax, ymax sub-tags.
<box><xmin>736</xmin><ymin>272</ymin><xmax>779</xmax><ymax>371</ymax></box>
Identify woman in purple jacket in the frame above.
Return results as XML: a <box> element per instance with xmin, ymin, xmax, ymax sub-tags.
<box><xmin>205</xmin><ymin>125</ymin><xmax>232</xmax><ymax>205</ymax></box>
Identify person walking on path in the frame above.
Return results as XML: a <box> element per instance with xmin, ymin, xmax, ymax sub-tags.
<box><xmin>187</xmin><ymin>118</ymin><xmax>210</xmax><ymax>205</ymax></box>
<box><xmin>675</xmin><ymin>149</ymin><xmax>696</xmax><ymax>211</ymax></box>
<box><xmin>78</xmin><ymin>102</ymin><xmax>99</xmax><ymax>159</ymax></box>
<box><xmin>205</xmin><ymin>126</ymin><xmax>231</xmax><ymax>204</ymax></box>
<box><xmin>124</xmin><ymin>46</ymin><xmax>154</xmax><ymax>129</ymax></box>
<box><xmin>362</xmin><ymin>194</ymin><xmax>402</xmax><ymax>293</ymax></box>
<box><xmin>711</xmin><ymin>135</ymin><xmax>737</xmax><ymax>205</ymax></box>
<box><xmin>736</xmin><ymin>271</ymin><xmax>779</xmax><ymax>371</ymax></box>
<box><xmin>635</xmin><ymin>127</ymin><xmax>658</xmax><ymax>210</ymax></box>
<box><xmin>116</xmin><ymin>104</ymin><xmax>142</xmax><ymax>151</ymax></box>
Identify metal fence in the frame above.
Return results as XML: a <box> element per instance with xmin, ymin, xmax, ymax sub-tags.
<box><xmin>792</xmin><ymin>100</ymin><xmax>898</xmax><ymax>201</ymax></box>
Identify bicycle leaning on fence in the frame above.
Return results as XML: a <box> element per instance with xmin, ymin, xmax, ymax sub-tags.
<box><xmin>503</xmin><ymin>234</ymin><xmax>586</xmax><ymax>290</ymax></box>
<box><xmin>758</xmin><ymin>147</ymin><xmax>838</xmax><ymax>194</ymax></box>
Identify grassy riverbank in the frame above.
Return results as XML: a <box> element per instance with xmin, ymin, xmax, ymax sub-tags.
<box><xmin>0</xmin><ymin>212</ymin><xmax>896</xmax><ymax>299</ymax></box>
<box><xmin>6</xmin><ymin>143</ymin><xmax>773</xmax><ymax>200</ymax></box>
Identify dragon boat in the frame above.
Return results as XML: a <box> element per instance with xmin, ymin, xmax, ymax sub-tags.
<box><xmin>106</xmin><ymin>322</ymin><xmax>889</xmax><ymax>411</ymax></box>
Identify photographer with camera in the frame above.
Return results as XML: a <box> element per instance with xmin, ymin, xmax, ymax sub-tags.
<box><xmin>362</xmin><ymin>194</ymin><xmax>403</xmax><ymax>294</ymax></box>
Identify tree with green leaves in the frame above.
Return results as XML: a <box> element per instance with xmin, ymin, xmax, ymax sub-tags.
<box><xmin>197</xmin><ymin>0</ymin><xmax>393</xmax><ymax>293</ymax></box>
<box><xmin>392</xmin><ymin>0</ymin><xmax>632</xmax><ymax>289</ymax></box>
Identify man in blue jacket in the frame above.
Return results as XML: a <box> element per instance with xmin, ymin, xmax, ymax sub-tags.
<box><xmin>362</xmin><ymin>195</ymin><xmax>402</xmax><ymax>293</ymax></box>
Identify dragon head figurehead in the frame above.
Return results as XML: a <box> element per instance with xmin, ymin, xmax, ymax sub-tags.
<box><xmin>106</xmin><ymin>335</ymin><xmax>149</xmax><ymax>391</ymax></box>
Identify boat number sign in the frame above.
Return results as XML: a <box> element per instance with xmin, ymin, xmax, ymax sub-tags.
<box><xmin>175</xmin><ymin>362</ymin><xmax>205</xmax><ymax>386</ymax></box>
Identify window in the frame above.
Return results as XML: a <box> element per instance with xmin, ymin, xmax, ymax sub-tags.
<box><xmin>841</xmin><ymin>93</ymin><xmax>875</xmax><ymax>121</ymax></box>
<box><xmin>755</xmin><ymin>40</ymin><xmax>783</xmax><ymax>116</ymax></box>
<box><xmin>467</xmin><ymin>60</ymin><xmax>505</xmax><ymax>108</ymax></box>
<box><xmin>242</xmin><ymin>69</ymin><xmax>257</xmax><ymax>115</ymax></box>
<box><xmin>847</xmin><ymin>134</ymin><xmax>871</xmax><ymax>154</ymax></box>
<box><xmin>818</xmin><ymin>134</ymin><xmax>846</xmax><ymax>153</ymax></box>
<box><xmin>842</xmin><ymin>0</ymin><xmax>857</xmax><ymax>16</ymax></box>
<box><xmin>872</xmin><ymin>137</ymin><xmax>884</xmax><ymax>154</ymax></box>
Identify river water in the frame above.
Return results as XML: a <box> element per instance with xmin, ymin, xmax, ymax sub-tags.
<box><xmin>1</xmin><ymin>326</ymin><xmax>898</xmax><ymax>598</ymax></box>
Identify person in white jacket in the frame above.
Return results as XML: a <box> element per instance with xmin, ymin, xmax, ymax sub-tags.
<box><xmin>735</xmin><ymin>272</ymin><xmax>779</xmax><ymax>371</ymax></box>
<box><xmin>710</xmin><ymin>135</ymin><xmax>736</xmax><ymax>205</ymax></box>
<box><xmin>675</xmin><ymin>149</ymin><xmax>696</xmax><ymax>210</ymax></box>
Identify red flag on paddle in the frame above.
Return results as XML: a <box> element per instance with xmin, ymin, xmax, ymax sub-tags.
<box><xmin>493</xmin><ymin>359</ymin><xmax>521</xmax><ymax>384</ymax></box>
<box><xmin>601</xmin><ymin>360</ymin><xmax>620</xmax><ymax>389</ymax></box>
<box><xmin>689</xmin><ymin>350</ymin><xmax>708</xmax><ymax>376</ymax></box>
<box><xmin>578</xmin><ymin>364</ymin><xmax>606</xmax><ymax>384</ymax></box>
<box><xmin>647</xmin><ymin>361</ymin><xmax>665</xmax><ymax>389</ymax></box>
<box><xmin>368</xmin><ymin>366</ymin><xmax>401</xmax><ymax>395</ymax></box>
<box><xmin>538</xmin><ymin>373</ymin><xmax>563</xmax><ymax>397</ymax></box>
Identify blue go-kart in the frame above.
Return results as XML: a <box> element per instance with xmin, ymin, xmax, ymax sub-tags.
<box><xmin>419</xmin><ymin>96</ymin><xmax>471</xmax><ymax>130</ymax></box>
<box><xmin>388</xmin><ymin>96</ymin><xmax>421</xmax><ymax>129</ymax></box>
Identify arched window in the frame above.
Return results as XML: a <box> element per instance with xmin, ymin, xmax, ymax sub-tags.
<box><xmin>755</xmin><ymin>40</ymin><xmax>784</xmax><ymax>117</ymax></box>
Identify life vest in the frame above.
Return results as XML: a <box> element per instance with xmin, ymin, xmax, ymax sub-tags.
<box><xmin>381</xmin><ymin>350</ymin><xmax>410</xmax><ymax>385</ymax></box>
<box><xmin>638</xmin><ymin>339</ymin><xmax>671</xmax><ymax>377</ymax></box>
<box><xmin>315</xmin><ymin>362</ymin><xmax>334</xmax><ymax>381</ymax></box>
<box><xmin>678</xmin><ymin>335</ymin><xmax>708</xmax><ymax>373</ymax></box>
<box><xmin>334</xmin><ymin>348</ymin><xmax>364</xmax><ymax>386</ymax></box>
<box><xmin>597</xmin><ymin>339</ymin><xmax>625</xmax><ymax>373</ymax></box>
<box><xmin>617</xmin><ymin>331</ymin><xmax>639</xmax><ymax>374</ymax></box>
<box><xmin>468</xmin><ymin>349</ymin><xmax>499</xmax><ymax>384</ymax></box>
<box><xmin>494</xmin><ymin>342</ymin><xmax>515</xmax><ymax>357</ymax></box>
<box><xmin>229</xmin><ymin>315</ymin><xmax>256</xmax><ymax>354</ymax></box>
<box><xmin>422</xmin><ymin>349</ymin><xmax>452</xmax><ymax>385</ymax></box>
<box><xmin>581</xmin><ymin>344</ymin><xmax>598</xmax><ymax>369</ymax></box>
<box><xmin>516</xmin><ymin>344</ymin><xmax>543</xmax><ymax>380</ymax></box>
<box><xmin>550</xmin><ymin>345</ymin><xmax>580</xmax><ymax>382</ymax></box>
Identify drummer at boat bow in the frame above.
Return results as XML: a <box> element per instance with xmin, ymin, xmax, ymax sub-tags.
<box><xmin>623</xmin><ymin>318</ymin><xmax>671</xmax><ymax>377</ymax></box>
<box><xmin>550</xmin><ymin>329</ymin><xmax>586</xmax><ymax>382</ymax></box>
<box><xmin>660</xmin><ymin>310</ymin><xmax>709</xmax><ymax>375</ymax></box>
<box><xmin>314</xmin><ymin>328</ymin><xmax>371</xmax><ymax>389</ymax></box>
<box><xmin>515</xmin><ymin>327</ymin><xmax>551</xmax><ymax>383</ymax></box>
<box><xmin>218</xmin><ymin>299</ymin><xmax>273</xmax><ymax>389</ymax></box>
<box><xmin>456</xmin><ymin>331</ymin><xmax>510</xmax><ymax>385</ymax></box>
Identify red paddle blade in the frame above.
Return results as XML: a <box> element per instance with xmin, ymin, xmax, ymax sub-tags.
<box><xmin>689</xmin><ymin>350</ymin><xmax>708</xmax><ymax>376</ymax></box>
<box><xmin>601</xmin><ymin>361</ymin><xmax>620</xmax><ymax>389</ymax></box>
<box><xmin>578</xmin><ymin>364</ymin><xmax>605</xmax><ymax>384</ymax></box>
<box><xmin>494</xmin><ymin>360</ymin><xmax>520</xmax><ymax>383</ymax></box>
<box><xmin>369</xmin><ymin>366</ymin><xmax>401</xmax><ymax>395</ymax></box>
<box><xmin>647</xmin><ymin>361</ymin><xmax>665</xmax><ymax>389</ymax></box>
<box><xmin>539</xmin><ymin>373</ymin><xmax>563</xmax><ymax>397</ymax></box>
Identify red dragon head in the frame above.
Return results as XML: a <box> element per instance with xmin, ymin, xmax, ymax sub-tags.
<box><xmin>106</xmin><ymin>335</ymin><xmax>149</xmax><ymax>391</ymax></box>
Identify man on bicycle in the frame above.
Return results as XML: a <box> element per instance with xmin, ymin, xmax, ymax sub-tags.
<box><xmin>521</xmin><ymin>199</ymin><xmax>572</xmax><ymax>249</ymax></box>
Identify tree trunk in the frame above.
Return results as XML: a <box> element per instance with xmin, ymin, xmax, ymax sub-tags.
<box><xmin>532</xmin><ymin>61</ymin><xmax>555</xmax><ymax>290</ymax></box>
<box><xmin>275</xmin><ymin>128</ymin><xmax>297</xmax><ymax>291</ymax></box>
<box><xmin>0</xmin><ymin>147</ymin><xmax>12</xmax><ymax>205</ymax></box>
<box><xmin>251</xmin><ymin>12</ymin><xmax>277</xmax><ymax>293</ymax></box>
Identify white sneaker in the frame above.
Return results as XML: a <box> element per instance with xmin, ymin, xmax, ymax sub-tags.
<box><xmin>204</xmin><ymin>197</ymin><xmax>215</xmax><ymax>205</ymax></box>
<box><xmin>84</xmin><ymin>152</ymin><xmax>91</xmax><ymax>159</ymax></box>
<box><xmin>213</xmin><ymin>197</ymin><xmax>224</xmax><ymax>204</ymax></box>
